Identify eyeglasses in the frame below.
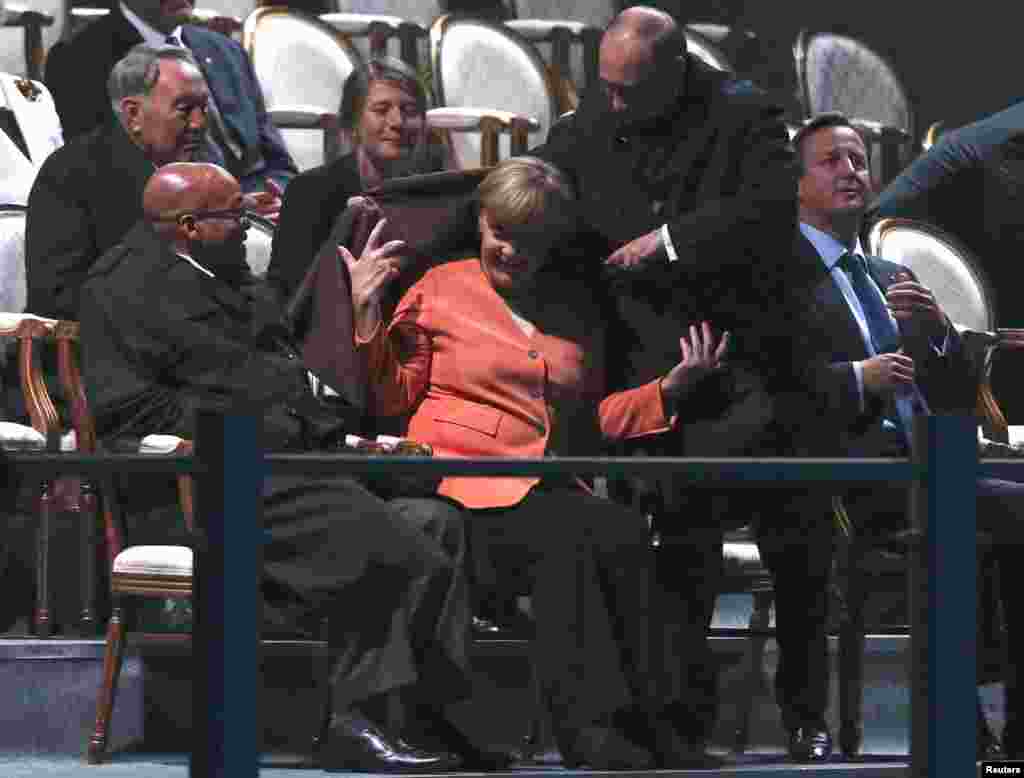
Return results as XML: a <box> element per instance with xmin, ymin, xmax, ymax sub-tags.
<box><xmin>180</xmin><ymin>208</ymin><xmax>250</xmax><ymax>226</ymax></box>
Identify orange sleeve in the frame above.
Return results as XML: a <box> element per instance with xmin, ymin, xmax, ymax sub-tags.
<box><xmin>597</xmin><ymin>378</ymin><xmax>676</xmax><ymax>441</ymax></box>
<box><xmin>356</xmin><ymin>276</ymin><xmax>434</xmax><ymax>418</ymax></box>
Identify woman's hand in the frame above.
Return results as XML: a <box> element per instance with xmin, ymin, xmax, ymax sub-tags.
<box><xmin>659</xmin><ymin>321</ymin><xmax>730</xmax><ymax>405</ymax></box>
<box><xmin>341</xmin><ymin>219</ymin><xmax>407</xmax><ymax>338</ymax></box>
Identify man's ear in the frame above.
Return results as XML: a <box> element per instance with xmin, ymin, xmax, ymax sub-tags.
<box><xmin>178</xmin><ymin>214</ymin><xmax>200</xmax><ymax>242</ymax></box>
<box><xmin>120</xmin><ymin>96</ymin><xmax>144</xmax><ymax>131</ymax></box>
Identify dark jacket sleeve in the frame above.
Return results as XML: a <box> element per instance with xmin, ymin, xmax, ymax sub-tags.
<box><xmin>24</xmin><ymin>150</ymin><xmax>96</xmax><ymax>320</ymax></box>
<box><xmin>664</xmin><ymin>99</ymin><xmax>798</xmax><ymax>272</ymax></box>
<box><xmin>871</xmin><ymin>133</ymin><xmax>982</xmax><ymax>227</ymax></box>
<box><xmin>231</xmin><ymin>36</ymin><xmax>297</xmax><ymax>192</ymax></box>
<box><xmin>43</xmin><ymin>39</ymin><xmax>111</xmax><ymax>141</ymax></box>
<box><xmin>268</xmin><ymin>162</ymin><xmax>355</xmax><ymax>301</ymax></box>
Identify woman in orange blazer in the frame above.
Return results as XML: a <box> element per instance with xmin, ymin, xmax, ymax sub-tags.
<box><xmin>344</xmin><ymin>158</ymin><xmax>729</xmax><ymax>770</ymax></box>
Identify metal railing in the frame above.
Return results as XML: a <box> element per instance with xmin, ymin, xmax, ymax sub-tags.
<box><xmin>6</xmin><ymin>412</ymin><xmax>1012</xmax><ymax>778</ymax></box>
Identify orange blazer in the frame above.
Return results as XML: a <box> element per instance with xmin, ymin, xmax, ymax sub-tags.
<box><xmin>358</xmin><ymin>259</ymin><xmax>675</xmax><ymax>509</ymax></box>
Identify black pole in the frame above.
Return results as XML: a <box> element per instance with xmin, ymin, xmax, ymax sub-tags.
<box><xmin>909</xmin><ymin>414</ymin><xmax>976</xmax><ymax>777</ymax></box>
<box><xmin>191</xmin><ymin>411</ymin><xmax>264</xmax><ymax>778</ymax></box>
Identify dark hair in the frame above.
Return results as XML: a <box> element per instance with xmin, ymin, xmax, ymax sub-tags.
<box><xmin>792</xmin><ymin>112</ymin><xmax>868</xmax><ymax>174</ymax></box>
<box><xmin>338</xmin><ymin>56</ymin><xmax>428</xmax><ymax>133</ymax></box>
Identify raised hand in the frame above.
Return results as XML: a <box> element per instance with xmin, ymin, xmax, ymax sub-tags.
<box><xmin>340</xmin><ymin>218</ymin><xmax>407</xmax><ymax>316</ymax></box>
<box><xmin>660</xmin><ymin>321</ymin><xmax>730</xmax><ymax>402</ymax></box>
<box><xmin>886</xmin><ymin>271</ymin><xmax>946</xmax><ymax>339</ymax></box>
<box><xmin>243</xmin><ymin>177</ymin><xmax>284</xmax><ymax>222</ymax></box>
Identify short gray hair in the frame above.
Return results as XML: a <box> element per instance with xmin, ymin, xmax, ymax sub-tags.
<box><xmin>108</xmin><ymin>44</ymin><xmax>201</xmax><ymax>117</ymax></box>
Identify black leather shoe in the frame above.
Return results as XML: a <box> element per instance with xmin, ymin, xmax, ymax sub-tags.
<box><xmin>558</xmin><ymin>726</ymin><xmax>655</xmax><ymax>770</ymax></box>
<box><xmin>405</xmin><ymin>707</ymin><xmax>516</xmax><ymax>771</ymax></box>
<box><xmin>319</xmin><ymin>711</ymin><xmax>463</xmax><ymax>773</ymax></box>
<box><xmin>787</xmin><ymin>726</ymin><xmax>833</xmax><ymax>763</ymax></box>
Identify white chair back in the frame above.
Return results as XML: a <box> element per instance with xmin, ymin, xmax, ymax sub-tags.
<box><xmin>430</xmin><ymin>14</ymin><xmax>555</xmax><ymax>169</ymax></box>
<box><xmin>244</xmin><ymin>7</ymin><xmax>363</xmax><ymax>171</ymax></box>
<box><xmin>0</xmin><ymin>73</ymin><xmax>63</xmax><ymax>165</ymax></box>
<box><xmin>0</xmin><ymin>204</ymin><xmax>28</xmax><ymax>315</ymax></box>
<box><xmin>510</xmin><ymin>0</ymin><xmax>615</xmax><ymax>28</ymax></box>
<box><xmin>795</xmin><ymin>31</ymin><xmax>912</xmax><ymax>137</ymax></box>
<box><xmin>867</xmin><ymin>218</ymin><xmax>994</xmax><ymax>333</ymax></box>
<box><xmin>320</xmin><ymin>12</ymin><xmax>428</xmax><ymax>72</ymax></box>
<box><xmin>0</xmin><ymin>1</ymin><xmax>67</xmax><ymax>76</ymax></box>
<box><xmin>243</xmin><ymin>213</ymin><xmax>275</xmax><ymax>278</ymax></box>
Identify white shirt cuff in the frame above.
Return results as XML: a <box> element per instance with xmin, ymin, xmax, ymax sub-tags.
<box><xmin>931</xmin><ymin>320</ymin><xmax>951</xmax><ymax>356</ymax></box>
<box><xmin>853</xmin><ymin>361</ymin><xmax>866</xmax><ymax>413</ymax></box>
<box><xmin>661</xmin><ymin>224</ymin><xmax>679</xmax><ymax>263</ymax></box>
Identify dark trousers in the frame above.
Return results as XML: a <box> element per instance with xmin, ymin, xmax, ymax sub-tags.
<box><xmin>122</xmin><ymin>473</ymin><xmax>471</xmax><ymax>715</ymax></box>
<box><xmin>467</xmin><ymin>484</ymin><xmax>683</xmax><ymax>730</ymax></box>
<box><xmin>757</xmin><ymin>479</ymin><xmax>1024</xmax><ymax>733</ymax></box>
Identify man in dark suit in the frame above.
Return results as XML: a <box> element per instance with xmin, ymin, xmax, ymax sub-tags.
<box><xmin>532</xmin><ymin>5</ymin><xmax>798</xmax><ymax>756</ymax></box>
<box><xmin>44</xmin><ymin>0</ymin><xmax>295</xmax><ymax>197</ymax></box>
<box><xmin>27</xmin><ymin>45</ymin><xmax>209</xmax><ymax>321</ymax></box>
<box><xmin>768</xmin><ymin>112</ymin><xmax>1024</xmax><ymax>761</ymax></box>
<box><xmin>77</xmin><ymin>161</ymin><xmax>480</xmax><ymax>772</ymax></box>
<box><xmin>872</xmin><ymin>101</ymin><xmax>1024</xmax><ymax>423</ymax></box>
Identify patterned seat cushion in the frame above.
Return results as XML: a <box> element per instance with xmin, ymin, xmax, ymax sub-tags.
<box><xmin>112</xmin><ymin>545</ymin><xmax>193</xmax><ymax>577</ymax></box>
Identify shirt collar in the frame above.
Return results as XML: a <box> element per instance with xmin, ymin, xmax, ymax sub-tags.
<box><xmin>119</xmin><ymin>2</ymin><xmax>183</xmax><ymax>47</ymax></box>
<box><xmin>175</xmin><ymin>251</ymin><xmax>215</xmax><ymax>279</ymax></box>
<box><xmin>799</xmin><ymin>221</ymin><xmax>865</xmax><ymax>271</ymax></box>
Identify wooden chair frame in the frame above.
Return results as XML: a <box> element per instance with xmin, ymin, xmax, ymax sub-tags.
<box><xmin>1</xmin><ymin>315</ymin><xmax>98</xmax><ymax>637</ymax></box>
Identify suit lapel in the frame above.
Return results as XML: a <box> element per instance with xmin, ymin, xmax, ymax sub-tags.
<box><xmin>794</xmin><ymin>232</ymin><xmax>871</xmax><ymax>359</ymax></box>
<box><xmin>181</xmin><ymin>26</ymin><xmax>256</xmax><ymax>150</ymax></box>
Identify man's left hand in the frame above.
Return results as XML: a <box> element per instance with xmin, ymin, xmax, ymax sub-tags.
<box><xmin>886</xmin><ymin>272</ymin><xmax>947</xmax><ymax>339</ymax></box>
<box><xmin>243</xmin><ymin>177</ymin><xmax>284</xmax><ymax>223</ymax></box>
<box><xmin>604</xmin><ymin>227</ymin><xmax>667</xmax><ymax>273</ymax></box>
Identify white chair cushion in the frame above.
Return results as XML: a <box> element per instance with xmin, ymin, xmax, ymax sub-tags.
<box><xmin>0</xmin><ymin>420</ymin><xmax>44</xmax><ymax>450</ymax></box>
<box><xmin>113</xmin><ymin>545</ymin><xmax>194</xmax><ymax>577</ymax></box>
<box><xmin>0</xmin><ymin>423</ymin><xmax>75</xmax><ymax>451</ymax></box>
<box><xmin>722</xmin><ymin>540</ymin><xmax>763</xmax><ymax>573</ymax></box>
<box><xmin>140</xmin><ymin>434</ymin><xmax>187</xmax><ymax>454</ymax></box>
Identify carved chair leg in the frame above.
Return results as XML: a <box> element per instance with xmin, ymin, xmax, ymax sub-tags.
<box><xmin>734</xmin><ymin>588</ymin><xmax>774</xmax><ymax>754</ymax></box>
<box><xmin>34</xmin><ymin>481</ymin><xmax>54</xmax><ymax>638</ymax></box>
<box><xmin>838</xmin><ymin>556</ymin><xmax>866</xmax><ymax>759</ymax></box>
<box><xmin>87</xmin><ymin>596</ymin><xmax>127</xmax><ymax>764</ymax></box>
<box><xmin>77</xmin><ymin>483</ymin><xmax>99</xmax><ymax>636</ymax></box>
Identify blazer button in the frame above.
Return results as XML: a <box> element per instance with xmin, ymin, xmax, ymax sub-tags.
<box><xmin>528</xmin><ymin>349</ymin><xmax>539</xmax><ymax>359</ymax></box>
<box><xmin>530</xmin><ymin>388</ymin><xmax>543</xmax><ymax>399</ymax></box>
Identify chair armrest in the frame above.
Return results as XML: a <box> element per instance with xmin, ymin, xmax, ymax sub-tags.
<box><xmin>504</xmin><ymin>19</ymin><xmax>595</xmax><ymax>39</ymax></box>
<box><xmin>1</xmin><ymin>5</ymin><xmax>56</xmax><ymax>28</ymax></box>
<box><xmin>427</xmin><ymin>107</ymin><xmax>539</xmax><ymax>164</ymax></box>
<box><xmin>268</xmin><ymin>105</ymin><xmax>338</xmax><ymax>130</ymax></box>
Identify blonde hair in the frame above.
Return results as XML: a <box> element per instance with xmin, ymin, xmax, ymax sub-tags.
<box><xmin>477</xmin><ymin>157</ymin><xmax>575</xmax><ymax>232</ymax></box>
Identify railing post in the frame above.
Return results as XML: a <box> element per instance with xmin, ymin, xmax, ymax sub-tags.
<box><xmin>191</xmin><ymin>411</ymin><xmax>264</xmax><ymax>778</ymax></box>
<box><xmin>909</xmin><ymin>414</ymin><xmax>976</xmax><ymax>778</ymax></box>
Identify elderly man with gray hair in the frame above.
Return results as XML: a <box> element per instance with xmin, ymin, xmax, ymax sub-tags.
<box><xmin>25</xmin><ymin>44</ymin><xmax>211</xmax><ymax>321</ymax></box>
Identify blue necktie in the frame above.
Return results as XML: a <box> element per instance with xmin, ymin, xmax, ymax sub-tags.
<box><xmin>838</xmin><ymin>252</ymin><xmax>924</xmax><ymax>445</ymax></box>
<box><xmin>838</xmin><ymin>252</ymin><xmax>901</xmax><ymax>355</ymax></box>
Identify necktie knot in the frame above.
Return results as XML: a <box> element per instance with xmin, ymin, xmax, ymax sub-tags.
<box><xmin>837</xmin><ymin>250</ymin><xmax>865</xmax><ymax>275</ymax></box>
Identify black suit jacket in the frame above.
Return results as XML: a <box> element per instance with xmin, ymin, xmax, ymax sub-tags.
<box><xmin>25</xmin><ymin>120</ymin><xmax>155</xmax><ymax>320</ymax></box>
<box><xmin>533</xmin><ymin>55</ymin><xmax>797</xmax><ymax>278</ymax></box>
<box><xmin>532</xmin><ymin>55</ymin><xmax>799</xmax><ymax>460</ymax></box>
<box><xmin>79</xmin><ymin>220</ymin><xmax>355</xmax><ymax>451</ymax></box>
<box><xmin>782</xmin><ymin>231</ymin><xmax>977</xmax><ymax>458</ymax></box>
<box><xmin>267</xmin><ymin>152</ymin><xmax>362</xmax><ymax>302</ymax></box>
<box><xmin>43</xmin><ymin>7</ymin><xmax>296</xmax><ymax>192</ymax></box>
